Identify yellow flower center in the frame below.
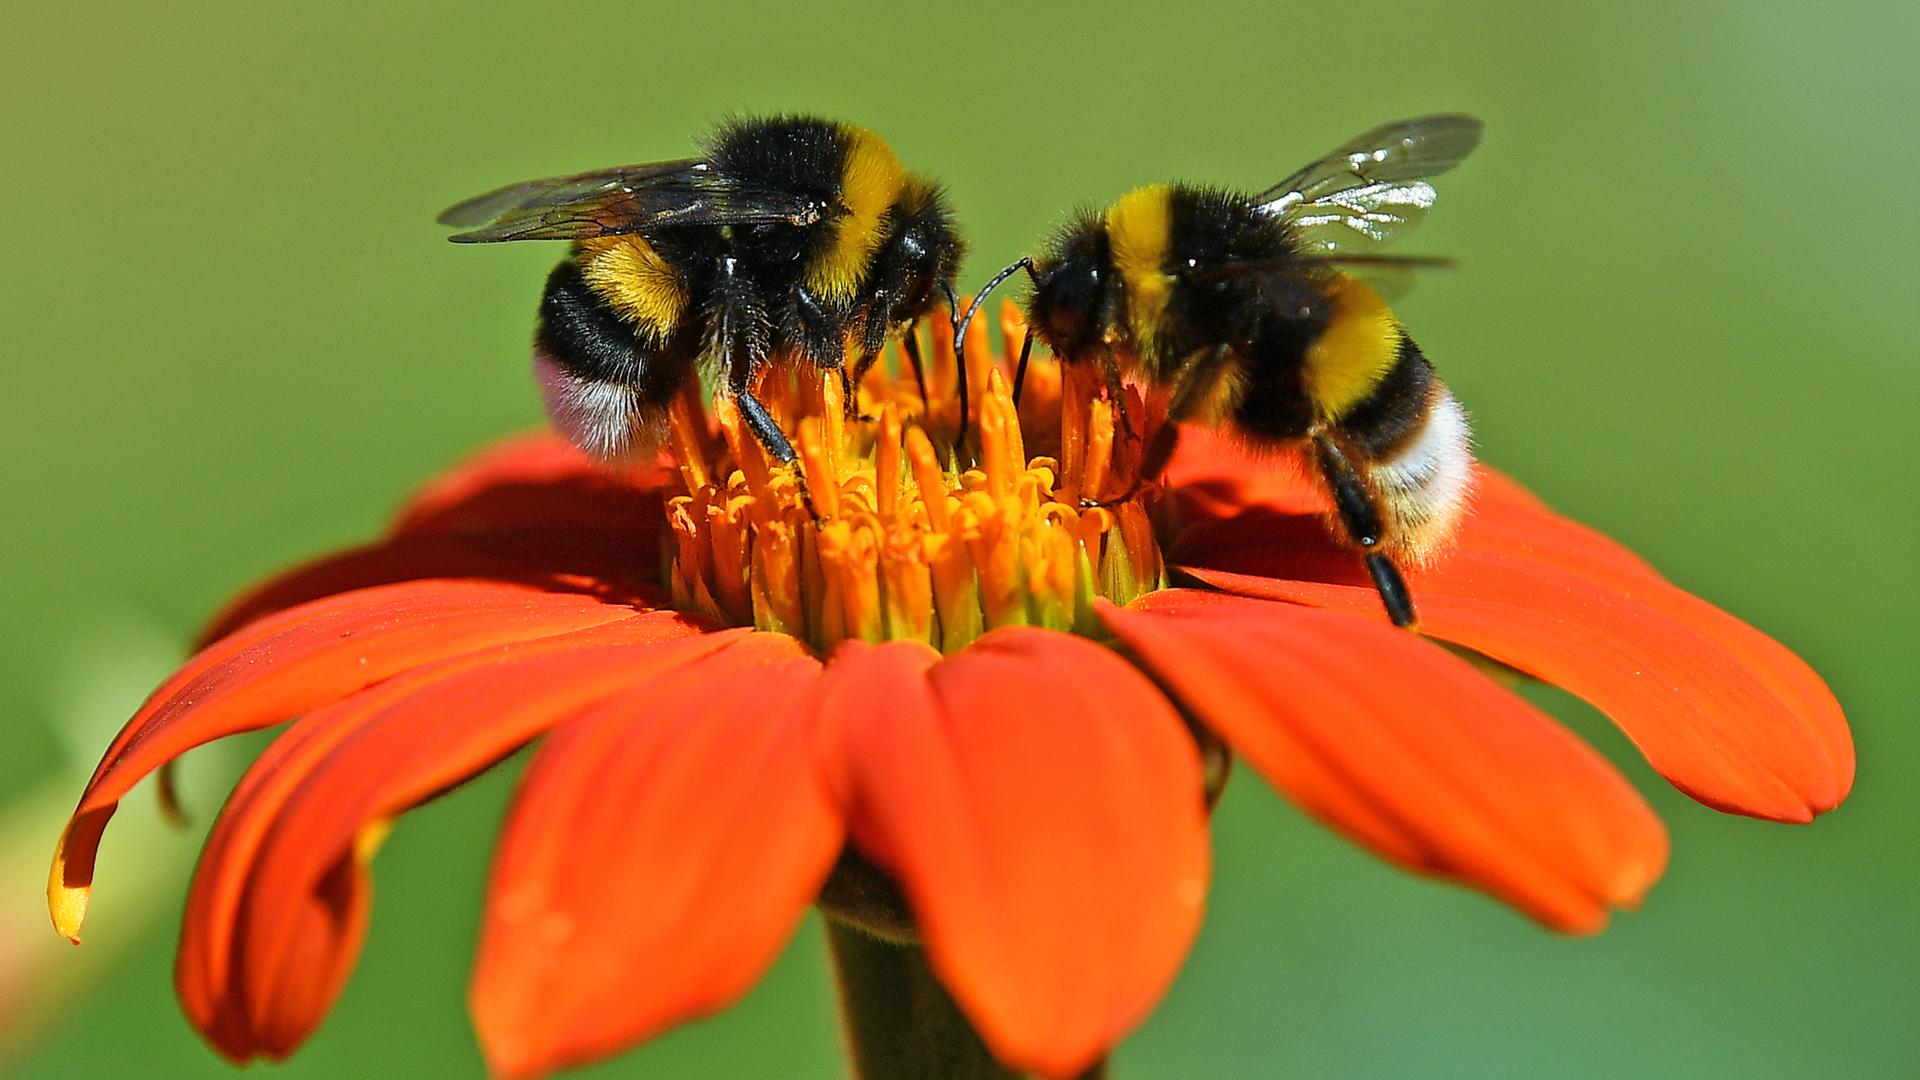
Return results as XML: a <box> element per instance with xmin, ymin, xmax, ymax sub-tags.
<box><xmin>659</xmin><ymin>304</ymin><xmax>1167</xmax><ymax>654</ymax></box>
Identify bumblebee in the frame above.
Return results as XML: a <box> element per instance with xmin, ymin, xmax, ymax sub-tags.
<box><xmin>967</xmin><ymin>114</ymin><xmax>1483</xmax><ymax>627</ymax></box>
<box><xmin>439</xmin><ymin>116</ymin><xmax>964</xmax><ymax>465</ymax></box>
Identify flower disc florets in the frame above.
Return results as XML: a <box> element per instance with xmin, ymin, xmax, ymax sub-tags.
<box><xmin>660</xmin><ymin>307</ymin><xmax>1165</xmax><ymax>654</ymax></box>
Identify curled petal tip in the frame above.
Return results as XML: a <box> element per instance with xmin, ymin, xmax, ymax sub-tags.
<box><xmin>476</xmin><ymin>1026</ymin><xmax>558</xmax><ymax>1080</ymax></box>
<box><xmin>52</xmin><ymin>903</ymin><xmax>86</xmax><ymax>946</ymax></box>
<box><xmin>48</xmin><ymin>819</ymin><xmax>94</xmax><ymax>944</ymax></box>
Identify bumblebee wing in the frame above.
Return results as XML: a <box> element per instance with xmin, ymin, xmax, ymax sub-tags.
<box><xmin>1254</xmin><ymin>114</ymin><xmax>1484</xmax><ymax>206</ymax></box>
<box><xmin>437</xmin><ymin>159</ymin><xmax>702</xmax><ymax>227</ymax></box>
<box><xmin>1190</xmin><ymin>252</ymin><xmax>1450</xmax><ymax>303</ymax></box>
<box><xmin>1334</xmin><ymin>261</ymin><xmax>1417</xmax><ymax>303</ymax></box>
<box><xmin>1252</xmin><ymin>114</ymin><xmax>1483</xmax><ymax>254</ymax></box>
<box><xmin>438</xmin><ymin>159</ymin><xmax>824</xmax><ymax>243</ymax></box>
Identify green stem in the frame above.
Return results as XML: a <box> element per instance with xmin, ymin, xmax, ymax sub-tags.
<box><xmin>825</xmin><ymin>915</ymin><xmax>1022</xmax><ymax>1080</ymax></box>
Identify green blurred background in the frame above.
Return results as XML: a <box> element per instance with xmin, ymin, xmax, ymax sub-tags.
<box><xmin>3</xmin><ymin>1</ymin><xmax>1914</xmax><ymax>1076</ymax></box>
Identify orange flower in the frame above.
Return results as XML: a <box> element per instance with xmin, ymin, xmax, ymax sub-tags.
<box><xmin>49</xmin><ymin>307</ymin><xmax>1851</xmax><ymax>1080</ymax></box>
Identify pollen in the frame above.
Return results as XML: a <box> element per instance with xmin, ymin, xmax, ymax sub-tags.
<box><xmin>659</xmin><ymin>305</ymin><xmax>1167</xmax><ymax>654</ymax></box>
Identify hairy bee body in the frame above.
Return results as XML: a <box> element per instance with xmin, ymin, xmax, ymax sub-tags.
<box><xmin>1031</xmin><ymin>180</ymin><xmax>1472</xmax><ymax>565</ymax></box>
<box><xmin>447</xmin><ymin>116</ymin><xmax>963</xmax><ymax>463</ymax></box>
<box><xmin>998</xmin><ymin>110</ymin><xmax>1486</xmax><ymax>631</ymax></box>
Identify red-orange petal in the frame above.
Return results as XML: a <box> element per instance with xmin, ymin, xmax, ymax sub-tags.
<box><xmin>176</xmin><ymin>620</ymin><xmax>737</xmax><ymax>1062</ymax></box>
<box><xmin>1172</xmin><ymin>462</ymin><xmax>1852</xmax><ymax>823</ymax></box>
<box><xmin>49</xmin><ymin>579</ymin><xmax>673</xmax><ymax>943</ymax></box>
<box><xmin>1168</xmin><ymin>436</ymin><xmax>1662</xmax><ymax>584</ymax></box>
<box><xmin>1101</xmin><ymin>591</ymin><xmax>1669</xmax><ymax>933</ymax></box>
<box><xmin>390</xmin><ymin>433</ymin><xmax>670</xmax><ymax>538</ymax></box>
<box><xmin>472</xmin><ymin>634</ymin><xmax>838</xmax><ymax>1080</ymax></box>
<box><xmin>197</xmin><ymin>434</ymin><xmax>668</xmax><ymax>645</ymax></box>
<box><xmin>1163</xmin><ymin>427</ymin><xmax>1321</xmax><ymax>526</ymax></box>
<box><xmin>816</xmin><ymin>630</ymin><xmax>1210</xmax><ymax>1079</ymax></box>
<box><xmin>198</xmin><ymin>527</ymin><xmax>658</xmax><ymax>646</ymax></box>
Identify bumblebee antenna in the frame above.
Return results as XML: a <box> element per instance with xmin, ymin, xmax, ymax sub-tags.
<box><xmin>954</xmin><ymin>258</ymin><xmax>1035</xmax><ymax>354</ymax></box>
<box><xmin>941</xmin><ymin>280</ymin><xmax>969</xmax><ymax>461</ymax></box>
<box><xmin>952</xmin><ymin>258</ymin><xmax>1039</xmax><ymax>448</ymax></box>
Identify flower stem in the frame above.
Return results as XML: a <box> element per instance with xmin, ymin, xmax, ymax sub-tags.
<box><xmin>825</xmin><ymin>915</ymin><xmax>1038</xmax><ymax>1080</ymax></box>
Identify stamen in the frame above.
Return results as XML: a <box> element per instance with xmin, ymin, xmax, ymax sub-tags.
<box><xmin>881</xmin><ymin>528</ymin><xmax>936</xmax><ymax>646</ymax></box>
<box><xmin>813</xmin><ymin>367</ymin><xmax>847</xmax><ymax>479</ymax></box>
<box><xmin>1058</xmin><ymin>360</ymin><xmax>1100</xmax><ymax>505</ymax></box>
<box><xmin>875</xmin><ymin>407</ymin><xmax>903</xmax><ymax>522</ymax></box>
<box><xmin>978</xmin><ymin>375</ymin><xmax>1017</xmax><ymax>503</ymax></box>
<box><xmin>1082</xmin><ymin>398</ymin><xmax>1115</xmax><ymax>507</ymax></box>
<box><xmin>708</xmin><ymin>496</ymin><xmax>753</xmax><ymax>619</ymax></box>
<box><xmin>716</xmin><ymin>401</ymin><xmax>773</xmax><ymax>502</ymax></box>
<box><xmin>926</xmin><ymin>314</ymin><xmax>960</xmax><ymax>438</ymax></box>
<box><xmin>666</xmin><ymin>380</ymin><xmax>713</xmax><ymax>492</ymax></box>
<box><xmin>797</xmin><ymin>419</ymin><xmax>840</xmax><ymax>520</ymax></box>
<box><xmin>904</xmin><ymin>426</ymin><xmax>951</xmax><ymax>532</ymax></box>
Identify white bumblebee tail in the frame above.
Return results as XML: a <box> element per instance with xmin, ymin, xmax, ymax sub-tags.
<box><xmin>1368</xmin><ymin>383</ymin><xmax>1474</xmax><ymax>565</ymax></box>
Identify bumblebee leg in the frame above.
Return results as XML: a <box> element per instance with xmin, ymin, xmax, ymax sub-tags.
<box><xmin>948</xmin><ymin>266</ymin><xmax>1032</xmax><ymax>462</ymax></box>
<box><xmin>733</xmin><ymin>380</ymin><xmax>816</xmax><ymax>517</ymax></box>
<box><xmin>951</xmin><ymin>320</ymin><xmax>971</xmax><ymax>464</ymax></box>
<box><xmin>1079</xmin><ymin>344</ymin><xmax>1228</xmax><ymax>508</ymax></box>
<box><xmin>1010</xmin><ymin>325</ymin><xmax>1035</xmax><ymax>405</ymax></box>
<box><xmin>1136</xmin><ymin>421</ymin><xmax>1182</xmax><ymax>490</ymax></box>
<box><xmin>734</xmin><ymin>382</ymin><xmax>797</xmax><ymax>465</ymax></box>
<box><xmin>1363</xmin><ymin>553</ymin><xmax>1417</xmax><ymax>630</ymax></box>
<box><xmin>898</xmin><ymin>329</ymin><xmax>932</xmax><ymax>411</ymax></box>
<box><xmin>1311</xmin><ymin>433</ymin><xmax>1417</xmax><ymax>628</ymax></box>
<box><xmin>1078</xmin><ymin>419</ymin><xmax>1185</xmax><ymax>507</ymax></box>
<box><xmin>1097</xmin><ymin>347</ymin><xmax>1138</xmax><ymax>441</ymax></box>
<box><xmin>838</xmin><ymin>364</ymin><xmax>865</xmax><ymax>421</ymax></box>
<box><xmin>844</xmin><ymin>348</ymin><xmax>888</xmax><ymax>423</ymax></box>
<box><xmin>789</xmin><ymin>284</ymin><xmax>843</xmax><ymax>370</ymax></box>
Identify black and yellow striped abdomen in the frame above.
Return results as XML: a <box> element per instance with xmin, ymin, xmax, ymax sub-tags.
<box><xmin>1318</xmin><ymin>331</ymin><xmax>1473</xmax><ymax>564</ymax></box>
<box><xmin>573</xmin><ymin>235</ymin><xmax>688</xmax><ymax>345</ymax></box>
<box><xmin>532</xmin><ymin>257</ymin><xmax>695</xmax><ymax>459</ymax></box>
<box><xmin>1300</xmin><ymin>273</ymin><xmax>1401</xmax><ymax>422</ymax></box>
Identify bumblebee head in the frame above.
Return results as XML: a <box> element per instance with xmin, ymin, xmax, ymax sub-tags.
<box><xmin>871</xmin><ymin>180</ymin><xmax>965</xmax><ymax>329</ymax></box>
<box><xmin>1027</xmin><ymin>216</ymin><xmax>1116</xmax><ymax>359</ymax></box>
